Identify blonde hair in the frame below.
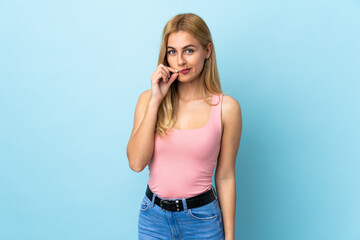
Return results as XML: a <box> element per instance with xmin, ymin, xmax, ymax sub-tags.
<box><xmin>156</xmin><ymin>13</ymin><xmax>223</xmax><ymax>137</ymax></box>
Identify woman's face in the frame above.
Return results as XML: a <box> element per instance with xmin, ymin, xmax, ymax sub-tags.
<box><xmin>166</xmin><ymin>31</ymin><xmax>211</xmax><ymax>83</ymax></box>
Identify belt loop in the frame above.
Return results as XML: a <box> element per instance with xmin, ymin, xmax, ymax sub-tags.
<box><xmin>182</xmin><ymin>198</ymin><xmax>188</xmax><ymax>212</ymax></box>
<box><xmin>151</xmin><ymin>191</ymin><xmax>156</xmax><ymax>207</ymax></box>
<box><xmin>211</xmin><ymin>185</ymin><xmax>218</xmax><ymax>199</ymax></box>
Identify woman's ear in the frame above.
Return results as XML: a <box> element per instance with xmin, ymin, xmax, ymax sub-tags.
<box><xmin>206</xmin><ymin>42</ymin><xmax>212</xmax><ymax>58</ymax></box>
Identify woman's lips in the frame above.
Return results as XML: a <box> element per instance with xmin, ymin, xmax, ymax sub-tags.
<box><xmin>180</xmin><ymin>68</ymin><xmax>191</xmax><ymax>74</ymax></box>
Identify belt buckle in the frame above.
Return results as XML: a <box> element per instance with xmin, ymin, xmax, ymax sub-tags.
<box><xmin>159</xmin><ymin>199</ymin><xmax>167</xmax><ymax>210</ymax></box>
<box><xmin>160</xmin><ymin>199</ymin><xmax>181</xmax><ymax>211</ymax></box>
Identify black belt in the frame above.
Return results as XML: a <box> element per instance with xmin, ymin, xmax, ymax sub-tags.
<box><xmin>146</xmin><ymin>184</ymin><xmax>216</xmax><ymax>212</ymax></box>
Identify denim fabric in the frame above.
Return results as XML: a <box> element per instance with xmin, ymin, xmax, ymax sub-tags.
<box><xmin>138</xmin><ymin>187</ymin><xmax>225</xmax><ymax>240</ymax></box>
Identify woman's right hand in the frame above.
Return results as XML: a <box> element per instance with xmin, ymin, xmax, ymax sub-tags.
<box><xmin>150</xmin><ymin>64</ymin><xmax>179</xmax><ymax>104</ymax></box>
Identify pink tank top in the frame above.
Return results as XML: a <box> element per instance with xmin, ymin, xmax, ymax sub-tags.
<box><xmin>147</xmin><ymin>94</ymin><xmax>223</xmax><ymax>199</ymax></box>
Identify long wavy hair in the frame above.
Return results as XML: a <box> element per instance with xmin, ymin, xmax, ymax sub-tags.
<box><xmin>155</xmin><ymin>13</ymin><xmax>223</xmax><ymax>137</ymax></box>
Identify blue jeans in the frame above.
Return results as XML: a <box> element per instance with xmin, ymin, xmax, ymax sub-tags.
<box><xmin>138</xmin><ymin>187</ymin><xmax>225</xmax><ymax>239</ymax></box>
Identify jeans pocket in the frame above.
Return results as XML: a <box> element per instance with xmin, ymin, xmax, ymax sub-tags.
<box><xmin>188</xmin><ymin>200</ymin><xmax>218</xmax><ymax>220</ymax></box>
<box><xmin>140</xmin><ymin>195</ymin><xmax>152</xmax><ymax>212</ymax></box>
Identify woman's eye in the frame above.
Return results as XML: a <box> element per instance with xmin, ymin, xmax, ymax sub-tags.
<box><xmin>167</xmin><ymin>49</ymin><xmax>194</xmax><ymax>55</ymax></box>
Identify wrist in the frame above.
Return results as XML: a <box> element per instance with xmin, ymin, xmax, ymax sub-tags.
<box><xmin>148</xmin><ymin>98</ymin><xmax>161</xmax><ymax>109</ymax></box>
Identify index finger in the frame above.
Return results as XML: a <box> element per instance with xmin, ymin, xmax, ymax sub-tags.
<box><xmin>167</xmin><ymin>67</ymin><xmax>179</xmax><ymax>73</ymax></box>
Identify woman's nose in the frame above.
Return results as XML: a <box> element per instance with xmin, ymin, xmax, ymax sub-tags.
<box><xmin>177</xmin><ymin>53</ymin><xmax>186</xmax><ymax>66</ymax></box>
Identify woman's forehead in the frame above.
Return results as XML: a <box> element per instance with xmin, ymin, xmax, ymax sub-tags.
<box><xmin>167</xmin><ymin>31</ymin><xmax>199</xmax><ymax>48</ymax></box>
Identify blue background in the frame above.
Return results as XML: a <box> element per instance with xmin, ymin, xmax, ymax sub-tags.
<box><xmin>1</xmin><ymin>0</ymin><xmax>359</xmax><ymax>239</ymax></box>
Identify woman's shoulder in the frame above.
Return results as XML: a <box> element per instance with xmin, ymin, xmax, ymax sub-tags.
<box><xmin>221</xmin><ymin>94</ymin><xmax>240</xmax><ymax>109</ymax></box>
<box><xmin>139</xmin><ymin>89</ymin><xmax>152</xmax><ymax>99</ymax></box>
<box><xmin>221</xmin><ymin>94</ymin><xmax>242</xmax><ymax>127</ymax></box>
<box><xmin>137</xmin><ymin>89</ymin><xmax>152</xmax><ymax>106</ymax></box>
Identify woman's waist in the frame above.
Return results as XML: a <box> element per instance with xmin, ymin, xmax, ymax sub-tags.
<box><xmin>147</xmin><ymin>177</ymin><xmax>213</xmax><ymax>199</ymax></box>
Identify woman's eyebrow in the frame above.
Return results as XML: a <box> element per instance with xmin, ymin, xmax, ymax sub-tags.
<box><xmin>166</xmin><ymin>44</ymin><xmax>197</xmax><ymax>49</ymax></box>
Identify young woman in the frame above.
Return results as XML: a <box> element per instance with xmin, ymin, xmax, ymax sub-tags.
<box><xmin>127</xmin><ymin>13</ymin><xmax>242</xmax><ymax>240</ymax></box>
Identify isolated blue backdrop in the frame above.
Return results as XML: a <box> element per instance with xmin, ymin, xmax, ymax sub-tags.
<box><xmin>0</xmin><ymin>0</ymin><xmax>359</xmax><ymax>239</ymax></box>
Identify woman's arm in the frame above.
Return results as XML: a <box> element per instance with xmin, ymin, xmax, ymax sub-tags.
<box><xmin>215</xmin><ymin>95</ymin><xmax>242</xmax><ymax>240</ymax></box>
<box><xmin>126</xmin><ymin>89</ymin><xmax>159</xmax><ymax>172</ymax></box>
